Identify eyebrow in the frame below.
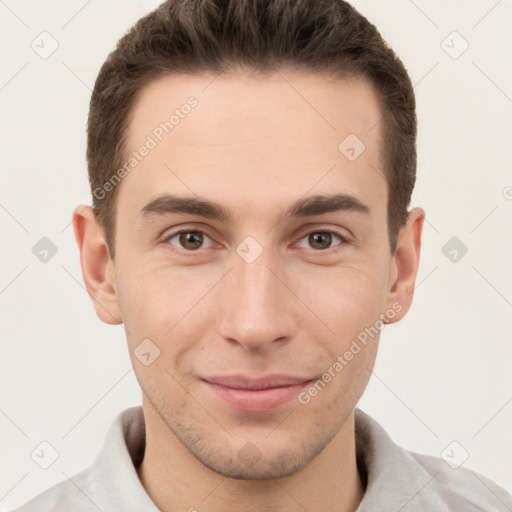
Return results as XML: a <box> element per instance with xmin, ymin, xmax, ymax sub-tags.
<box><xmin>139</xmin><ymin>192</ymin><xmax>370</xmax><ymax>225</ymax></box>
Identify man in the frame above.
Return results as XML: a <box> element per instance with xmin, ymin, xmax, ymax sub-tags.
<box><xmin>11</xmin><ymin>0</ymin><xmax>512</xmax><ymax>510</ymax></box>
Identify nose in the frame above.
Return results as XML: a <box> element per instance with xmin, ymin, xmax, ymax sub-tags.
<box><xmin>217</xmin><ymin>245</ymin><xmax>297</xmax><ymax>352</ymax></box>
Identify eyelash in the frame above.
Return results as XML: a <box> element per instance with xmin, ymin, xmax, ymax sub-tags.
<box><xmin>160</xmin><ymin>227</ymin><xmax>349</xmax><ymax>255</ymax></box>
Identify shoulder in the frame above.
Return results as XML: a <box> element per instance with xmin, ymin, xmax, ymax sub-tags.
<box><xmin>355</xmin><ymin>408</ymin><xmax>512</xmax><ymax>511</ymax></box>
<box><xmin>409</xmin><ymin>450</ymin><xmax>512</xmax><ymax>511</ymax></box>
<box><xmin>7</xmin><ymin>406</ymin><xmax>152</xmax><ymax>512</ymax></box>
<box><xmin>7</xmin><ymin>468</ymin><xmax>98</xmax><ymax>512</ymax></box>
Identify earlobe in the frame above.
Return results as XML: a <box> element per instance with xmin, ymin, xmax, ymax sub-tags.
<box><xmin>383</xmin><ymin>207</ymin><xmax>425</xmax><ymax>324</ymax></box>
<box><xmin>72</xmin><ymin>205</ymin><xmax>122</xmax><ymax>325</ymax></box>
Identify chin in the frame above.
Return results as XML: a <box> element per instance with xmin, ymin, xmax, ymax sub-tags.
<box><xmin>188</xmin><ymin>442</ymin><xmax>321</xmax><ymax>481</ymax></box>
<box><xmin>173</xmin><ymin>417</ymin><xmax>340</xmax><ymax>481</ymax></box>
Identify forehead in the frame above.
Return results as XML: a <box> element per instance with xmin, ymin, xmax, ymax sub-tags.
<box><xmin>118</xmin><ymin>70</ymin><xmax>385</xmax><ymax>224</ymax></box>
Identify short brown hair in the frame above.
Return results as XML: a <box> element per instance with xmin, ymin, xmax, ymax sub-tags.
<box><xmin>87</xmin><ymin>0</ymin><xmax>416</xmax><ymax>259</ymax></box>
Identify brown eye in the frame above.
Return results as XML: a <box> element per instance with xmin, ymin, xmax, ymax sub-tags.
<box><xmin>179</xmin><ymin>232</ymin><xmax>204</xmax><ymax>250</ymax></box>
<box><xmin>164</xmin><ymin>230</ymin><xmax>214</xmax><ymax>251</ymax></box>
<box><xmin>298</xmin><ymin>231</ymin><xmax>345</xmax><ymax>250</ymax></box>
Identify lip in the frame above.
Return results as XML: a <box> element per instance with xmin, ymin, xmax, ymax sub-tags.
<box><xmin>201</xmin><ymin>374</ymin><xmax>313</xmax><ymax>413</ymax></box>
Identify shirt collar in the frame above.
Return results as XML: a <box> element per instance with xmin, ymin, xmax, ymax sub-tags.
<box><xmin>87</xmin><ymin>406</ymin><xmax>159</xmax><ymax>511</ymax></box>
<box><xmin>86</xmin><ymin>406</ymin><xmax>450</xmax><ymax>512</ymax></box>
<box><xmin>354</xmin><ymin>408</ymin><xmax>449</xmax><ymax>511</ymax></box>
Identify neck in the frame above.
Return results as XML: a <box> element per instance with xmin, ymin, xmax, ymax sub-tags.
<box><xmin>136</xmin><ymin>402</ymin><xmax>365</xmax><ymax>512</ymax></box>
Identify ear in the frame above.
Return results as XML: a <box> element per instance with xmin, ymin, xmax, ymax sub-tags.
<box><xmin>383</xmin><ymin>207</ymin><xmax>425</xmax><ymax>324</ymax></box>
<box><xmin>72</xmin><ymin>205</ymin><xmax>122</xmax><ymax>325</ymax></box>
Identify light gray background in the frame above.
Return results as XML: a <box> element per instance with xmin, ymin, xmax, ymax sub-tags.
<box><xmin>1</xmin><ymin>0</ymin><xmax>511</xmax><ymax>509</ymax></box>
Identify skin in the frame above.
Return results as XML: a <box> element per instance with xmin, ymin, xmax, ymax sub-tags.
<box><xmin>73</xmin><ymin>69</ymin><xmax>424</xmax><ymax>512</ymax></box>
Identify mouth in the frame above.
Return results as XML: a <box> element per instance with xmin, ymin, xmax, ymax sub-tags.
<box><xmin>200</xmin><ymin>374</ymin><xmax>314</xmax><ymax>413</ymax></box>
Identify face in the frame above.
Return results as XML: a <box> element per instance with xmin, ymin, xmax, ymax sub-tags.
<box><xmin>84</xmin><ymin>70</ymin><xmax>419</xmax><ymax>479</ymax></box>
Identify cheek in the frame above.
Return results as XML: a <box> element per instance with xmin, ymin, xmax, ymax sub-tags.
<box><xmin>296</xmin><ymin>269</ymin><xmax>384</xmax><ymax>416</ymax></box>
<box><xmin>116</xmin><ymin>247</ymin><xmax>389</xmax><ymax>359</ymax></box>
<box><xmin>294</xmin><ymin>262</ymin><xmax>388</xmax><ymax>342</ymax></box>
<box><xmin>119</xmin><ymin>267</ymin><xmax>205</xmax><ymax>398</ymax></box>
<box><xmin>116</xmin><ymin>263</ymin><xmax>216</xmax><ymax>363</ymax></box>
<box><xmin>116</xmin><ymin>260</ymin><xmax>189</xmax><ymax>329</ymax></box>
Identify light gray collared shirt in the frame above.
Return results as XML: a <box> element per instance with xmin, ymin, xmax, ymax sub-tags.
<box><xmin>10</xmin><ymin>406</ymin><xmax>512</xmax><ymax>511</ymax></box>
